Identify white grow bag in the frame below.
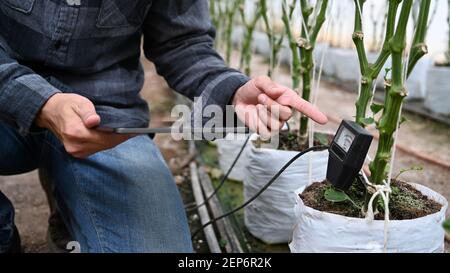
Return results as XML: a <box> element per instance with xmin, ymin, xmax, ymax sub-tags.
<box><xmin>314</xmin><ymin>43</ymin><xmax>335</xmax><ymax>77</ymax></box>
<box><xmin>215</xmin><ymin>133</ymin><xmax>252</xmax><ymax>181</ymax></box>
<box><xmin>244</xmin><ymin>136</ymin><xmax>329</xmax><ymax>244</ymax></box>
<box><xmin>424</xmin><ymin>65</ymin><xmax>450</xmax><ymax>115</ymax></box>
<box><xmin>406</xmin><ymin>57</ymin><xmax>431</xmax><ymax>100</ymax></box>
<box><xmin>329</xmin><ymin>47</ymin><xmax>360</xmax><ymax>83</ymax></box>
<box><xmin>289</xmin><ymin>183</ymin><xmax>448</xmax><ymax>253</ymax></box>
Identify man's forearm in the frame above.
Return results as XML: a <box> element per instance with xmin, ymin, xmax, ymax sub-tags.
<box><xmin>0</xmin><ymin>39</ymin><xmax>60</xmax><ymax>134</ymax></box>
<box><xmin>143</xmin><ymin>0</ymin><xmax>249</xmax><ymax>114</ymax></box>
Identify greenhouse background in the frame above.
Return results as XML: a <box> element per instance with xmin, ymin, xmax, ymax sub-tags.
<box><xmin>224</xmin><ymin>0</ymin><xmax>450</xmax><ymax>107</ymax></box>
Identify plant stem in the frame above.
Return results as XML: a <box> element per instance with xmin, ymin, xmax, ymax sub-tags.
<box><xmin>225</xmin><ymin>0</ymin><xmax>243</xmax><ymax>64</ymax></box>
<box><xmin>377</xmin><ymin>1</ymin><xmax>389</xmax><ymax>51</ymax></box>
<box><xmin>447</xmin><ymin>0</ymin><xmax>450</xmax><ymax>63</ymax></box>
<box><xmin>239</xmin><ymin>2</ymin><xmax>262</xmax><ymax>75</ymax></box>
<box><xmin>407</xmin><ymin>0</ymin><xmax>431</xmax><ymax>76</ymax></box>
<box><xmin>210</xmin><ymin>0</ymin><xmax>223</xmax><ymax>50</ymax></box>
<box><xmin>297</xmin><ymin>0</ymin><xmax>328</xmax><ymax>145</ymax></box>
<box><xmin>369</xmin><ymin>0</ymin><xmax>414</xmax><ymax>185</ymax></box>
<box><xmin>281</xmin><ymin>0</ymin><xmax>301</xmax><ymax>90</ymax></box>
<box><xmin>261</xmin><ymin>0</ymin><xmax>285</xmax><ymax>77</ymax></box>
<box><xmin>354</xmin><ymin>0</ymin><xmax>401</xmax><ymax>127</ymax></box>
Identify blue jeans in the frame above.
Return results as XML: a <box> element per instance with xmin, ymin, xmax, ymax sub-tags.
<box><xmin>0</xmin><ymin>123</ymin><xmax>192</xmax><ymax>253</ymax></box>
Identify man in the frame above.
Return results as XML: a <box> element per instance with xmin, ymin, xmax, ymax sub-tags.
<box><xmin>0</xmin><ymin>0</ymin><xmax>327</xmax><ymax>253</ymax></box>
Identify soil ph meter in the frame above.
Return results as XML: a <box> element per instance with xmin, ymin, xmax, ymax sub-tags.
<box><xmin>326</xmin><ymin>120</ymin><xmax>373</xmax><ymax>190</ymax></box>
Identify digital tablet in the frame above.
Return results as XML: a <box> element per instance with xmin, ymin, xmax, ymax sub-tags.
<box><xmin>97</xmin><ymin>127</ymin><xmax>250</xmax><ymax>135</ymax></box>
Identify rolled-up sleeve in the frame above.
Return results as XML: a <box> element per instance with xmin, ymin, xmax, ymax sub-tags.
<box><xmin>142</xmin><ymin>0</ymin><xmax>249</xmax><ymax>118</ymax></box>
<box><xmin>0</xmin><ymin>36</ymin><xmax>59</xmax><ymax>134</ymax></box>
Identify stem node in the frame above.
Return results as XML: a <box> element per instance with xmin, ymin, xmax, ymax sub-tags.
<box><xmin>296</xmin><ymin>37</ymin><xmax>312</xmax><ymax>50</ymax></box>
<box><xmin>352</xmin><ymin>31</ymin><xmax>364</xmax><ymax>41</ymax></box>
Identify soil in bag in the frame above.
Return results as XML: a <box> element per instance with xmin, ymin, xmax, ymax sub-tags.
<box><xmin>276</xmin><ymin>131</ymin><xmax>333</xmax><ymax>151</ymax></box>
<box><xmin>300</xmin><ymin>180</ymin><xmax>442</xmax><ymax>220</ymax></box>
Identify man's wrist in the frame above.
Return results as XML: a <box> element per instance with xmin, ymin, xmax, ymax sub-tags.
<box><xmin>35</xmin><ymin>93</ymin><xmax>62</xmax><ymax>129</ymax></box>
<box><xmin>222</xmin><ymin>73</ymin><xmax>250</xmax><ymax>106</ymax></box>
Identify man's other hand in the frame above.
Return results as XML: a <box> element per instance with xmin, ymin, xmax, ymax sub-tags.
<box><xmin>232</xmin><ymin>76</ymin><xmax>328</xmax><ymax>139</ymax></box>
<box><xmin>36</xmin><ymin>93</ymin><xmax>133</xmax><ymax>158</ymax></box>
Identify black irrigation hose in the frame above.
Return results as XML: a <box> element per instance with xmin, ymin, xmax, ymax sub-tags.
<box><xmin>186</xmin><ymin>134</ymin><xmax>252</xmax><ymax>212</ymax></box>
<box><xmin>186</xmin><ymin>124</ymin><xmax>291</xmax><ymax>211</ymax></box>
<box><xmin>191</xmin><ymin>145</ymin><xmax>330</xmax><ymax>239</ymax></box>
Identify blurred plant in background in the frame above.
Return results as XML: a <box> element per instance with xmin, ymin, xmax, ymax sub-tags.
<box><xmin>368</xmin><ymin>0</ymin><xmax>388</xmax><ymax>53</ymax></box>
<box><xmin>447</xmin><ymin>0</ymin><xmax>450</xmax><ymax>65</ymax></box>
<box><xmin>209</xmin><ymin>0</ymin><xmax>223</xmax><ymax>50</ymax></box>
<box><xmin>444</xmin><ymin>219</ymin><xmax>450</xmax><ymax>233</ymax></box>
<box><xmin>239</xmin><ymin>0</ymin><xmax>262</xmax><ymax>75</ymax></box>
<box><xmin>224</xmin><ymin>0</ymin><xmax>244</xmax><ymax>64</ymax></box>
<box><xmin>439</xmin><ymin>0</ymin><xmax>450</xmax><ymax>66</ymax></box>
<box><xmin>260</xmin><ymin>0</ymin><xmax>285</xmax><ymax>77</ymax></box>
<box><xmin>281</xmin><ymin>0</ymin><xmax>301</xmax><ymax>91</ymax></box>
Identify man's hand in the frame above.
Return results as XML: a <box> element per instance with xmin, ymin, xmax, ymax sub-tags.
<box><xmin>36</xmin><ymin>93</ymin><xmax>133</xmax><ymax>158</ymax></box>
<box><xmin>232</xmin><ymin>76</ymin><xmax>328</xmax><ymax>139</ymax></box>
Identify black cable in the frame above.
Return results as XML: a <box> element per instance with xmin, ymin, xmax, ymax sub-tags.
<box><xmin>185</xmin><ymin>134</ymin><xmax>251</xmax><ymax>211</ymax></box>
<box><xmin>191</xmin><ymin>145</ymin><xmax>329</xmax><ymax>239</ymax></box>
<box><xmin>186</xmin><ymin>123</ymin><xmax>290</xmax><ymax>210</ymax></box>
<box><xmin>285</xmin><ymin>122</ymin><xmax>291</xmax><ymax>131</ymax></box>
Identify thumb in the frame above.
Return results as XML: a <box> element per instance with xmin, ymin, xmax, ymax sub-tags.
<box><xmin>73</xmin><ymin>98</ymin><xmax>101</xmax><ymax>129</ymax></box>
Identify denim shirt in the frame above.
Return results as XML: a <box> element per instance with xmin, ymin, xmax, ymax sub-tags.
<box><xmin>0</xmin><ymin>0</ymin><xmax>249</xmax><ymax>134</ymax></box>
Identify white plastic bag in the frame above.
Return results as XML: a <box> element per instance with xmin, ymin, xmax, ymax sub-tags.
<box><xmin>315</xmin><ymin>43</ymin><xmax>335</xmax><ymax>77</ymax></box>
<box><xmin>406</xmin><ymin>57</ymin><xmax>431</xmax><ymax>99</ymax></box>
<box><xmin>425</xmin><ymin>65</ymin><xmax>450</xmax><ymax>115</ymax></box>
<box><xmin>289</xmin><ymin>183</ymin><xmax>448</xmax><ymax>253</ymax></box>
<box><xmin>330</xmin><ymin>48</ymin><xmax>360</xmax><ymax>83</ymax></box>
<box><xmin>215</xmin><ymin>134</ymin><xmax>252</xmax><ymax>181</ymax></box>
<box><xmin>244</xmin><ymin>139</ymin><xmax>329</xmax><ymax>244</ymax></box>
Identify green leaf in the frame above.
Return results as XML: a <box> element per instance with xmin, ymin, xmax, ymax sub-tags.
<box><xmin>378</xmin><ymin>197</ymin><xmax>386</xmax><ymax>211</ymax></box>
<box><xmin>361</xmin><ymin>117</ymin><xmax>375</xmax><ymax>126</ymax></box>
<box><xmin>324</xmin><ymin>188</ymin><xmax>350</xmax><ymax>202</ymax></box>
<box><xmin>400</xmin><ymin>116</ymin><xmax>408</xmax><ymax>125</ymax></box>
<box><xmin>219</xmin><ymin>239</ymin><xmax>228</xmax><ymax>248</ymax></box>
<box><xmin>443</xmin><ymin>219</ymin><xmax>450</xmax><ymax>233</ymax></box>
<box><xmin>384</xmin><ymin>68</ymin><xmax>391</xmax><ymax>80</ymax></box>
<box><xmin>315</xmin><ymin>133</ymin><xmax>329</xmax><ymax>145</ymax></box>
<box><xmin>391</xmin><ymin>186</ymin><xmax>400</xmax><ymax>196</ymax></box>
<box><xmin>207</xmin><ymin>141</ymin><xmax>217</xmax><ymax>147</ymax></box>
<box><xmin>394</xmin><ymin>165</ymin><xmax>423</xmax><ymax>181</ymax></box>
<box><xmin>324</xmin><ymin>187</ymin><xmax>362</xmax><ymax>210</ymax></box>
<box><xmin>370</xmin><ymin>103</ymin><xmax>384</xmax><ymax>115</ymax></box>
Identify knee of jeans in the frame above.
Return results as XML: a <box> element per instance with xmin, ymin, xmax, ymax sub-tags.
<box><xmin>65</xmin><ymin>137</ymin><xmax>192</xmax><ymax>253</ymax></box>
<box><xmin>114</xmin><ymin>138</ymin><xmax>174</xmax><ymax>186</ymax></box>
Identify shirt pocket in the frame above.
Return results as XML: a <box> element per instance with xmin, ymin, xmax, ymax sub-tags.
<box><xmin>96</xmin><ymin>0</ymin><xmax>152</xmax><ymax>29</ymax></box>
<box><xmin>2</xmin><ymin>0</ymin><xmax>35</xmax><ymax>14</ymax></box>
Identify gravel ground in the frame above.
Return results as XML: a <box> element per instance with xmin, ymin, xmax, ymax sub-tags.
<box><xmin>0</xmin><ymin>53</ymin><xmax>448</xmax><ymax>253</ymax></box>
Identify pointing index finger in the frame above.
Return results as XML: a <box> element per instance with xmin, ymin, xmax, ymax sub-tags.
<box><xmin>288</xmin><ymin>95</ymin><xmax>328</xmax><ymax>125</ymax></box>
<box><xmin>260</xmin><ymin>81</ymin><xmax>328</xmax><ymax>125</ymax></box>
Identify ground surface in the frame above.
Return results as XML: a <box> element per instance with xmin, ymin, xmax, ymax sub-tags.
<box><xmin>0</xmin><ymin>52</ymin><xmax>448</xmax><ymax>252</ymax></box>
